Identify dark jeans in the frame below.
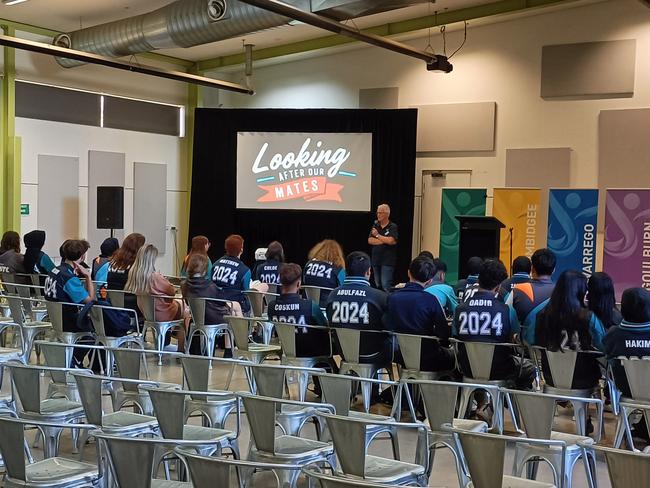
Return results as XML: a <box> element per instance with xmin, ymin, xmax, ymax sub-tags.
<box><xmin>372</xmin><ymin>265</ymin><xmax>395</xmax><ymax>292</ymax></box>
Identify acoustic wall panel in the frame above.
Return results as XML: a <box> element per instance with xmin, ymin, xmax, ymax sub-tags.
<box><xmin>88</xmin><ymin>151</ymin><xmax>125</xmax><ymax>255</ymax></box>
<box><xmin>37</xmin><ymin>155</ymin><xmax>79</xmax><ymax>258</ymax></box>
<box><xmin>359</xmin><ymin>87</ymin><xmax>399</xmax><ymax>109</ymax></box>
<box><xmin>134</xmin><ymin>162</ymin><xmax>167</xmax><ymax>253</ymax></box>
<box><xmin>541</xmin><ymin>40</ymin><xmax>636</xmax><ymax>99</ymax></box>
<box><xmin>413</xmin><ymin>102</ymin><xmax>496</xmax><ymax>152</ymax></box>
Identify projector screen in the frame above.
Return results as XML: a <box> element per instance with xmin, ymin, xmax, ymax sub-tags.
<box><xmin>236</xmin><ymin>132</ymin><xmax>373</xmax><ymax>211</ymax></box>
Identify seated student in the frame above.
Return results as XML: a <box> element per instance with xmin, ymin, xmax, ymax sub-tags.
<box><xmin>508</xmin><ymin>248</ymin><xmax>556</xmax><ymax>344</ymax></box>
<box><xmin>303</xmin><ymin>239</ymin><xmax>346</xmax><ymax>308</ymax></box>
<box><xmin>453</xmin><ymin>259</ymin><xmax>535</xmax><ymax>391</ymax></box>
<box><xmin>126</xmin><ymin>244</ymin><xmax>190</xmax><ymax>353</ymax></box>
<box><xmin>181</xmin><ymin>253</ymin><xmax>242</xmax><ymax>357</ymax></box>
<box><xmin>326</xmin><ymin>251</ymin><xmax>390</xmax><ymax>365</ymax></box>
<box><xmin>0</xmin><ymin>231</ymin><xmax>25</xmax><ymax>275</ymax></box>
<box><xmin>92</xmin><ymin>237</ymin><xmax>119</xmax><ymax>282</ymax></box>
<box><xmin>588</xmin><ymin>272</ymin><xmax>622</xmax><ymax>331</ymax></box>
<box><xmin>497</xmin><ymin>256</ymin><xmax>532</xmax><ymax>302</ymax></box>
<box><xmin>254</xmin><ymin>241</ymin><xmax>284</xmax><ymax>287</ymax></box>
<box><xmin>23</xmin><ymin>230</ymin><xmax>56</xmax><ymax>274</ymax></box>
<box><xmin>386</xmin><ymin>256</ymin><xmax>454</xmax><ymax>372</ymax></box>
<box><xmin>44</xmin><ymin>239</ymin><xmax>95</xmax><ymax>368</ymax></box>
<box><xmin>425</xmin><ymin>258</ymin><xmax>458</xmax><ymax>316</ymax></box>
<box><xmin>535</xmin><ymin>270</ymin><xmax>606</xmax><ymax>390</ymax></box>
<box><xmin>267</xmin><ymin>263</ymin><xmax>330</xmax><ymax>357</ymax></box>
<box><xmin>107</xmin><ymin>233</ymin><xmax>145</xmax><ymax>291</ymax></box>
<box><xmin>455</xmin><ymin>256</ymin><xmax>483</xmax><ymax>302</ymax></box>
<box><xmin>180</xmin><ymin>236</ymin><xmax>212</xmax><ymax>280</ymax></box>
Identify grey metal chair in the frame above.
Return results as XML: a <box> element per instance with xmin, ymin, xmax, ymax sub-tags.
<box><xmin>45</xmin><ymin>300</ymin><xmax>93</xmax><ymax>348</ymax></box>
<box><xmin>452</xmin><ymin>339</ymin><xmax>522</xmax><ymax>433</ymax></box>
<box><xmin>404</xmin><ymin>378</ymin><xmax>492</xmax><ymax>487</ymax></box>
<box><xmin>504</xmin><ymin>388</ymin><xmax>601</xmax><ymax>488</ymax></box>
<box><xmin>8</xmin><ymin>295</ymin><xmax>52</xmax><ymax>362</ymax></box>
<box><xmin>140</xmin><ymin>293</ymin><xmax>185</xmax><ymax>365</ymax></box>
<box><xmin>93</xmin><ymin>433</ymin><xmax>194</xmax><ymax>488</ymax></box>
<box><xmin>444</xmin><ymin>425</ymin><xmax>558</xmax><ymax>488</ymax></box>
<box><xmin>273</xmin><ymin>321</ymin><xmax>333</xmax><ymax>400</ymax></box>
<box><xmin>240</xmin><ymin>393</ymin><xmax>335</xmax><ymax>488</ymax></box>
<box><xmin>39</xmin><ymin>341</ymin><xmax>88</xmax><ymax>402</ymax></box>
<box><xmin>533</xmin><ymin>346</ymin><xmax>604</xmax><ymax>436</ymax></box>
<box><xmin>316</xmin><ymin>372</ymin><xmax>405</xmax><ymax>460</ymax></box>
<box><xmin>302</xmin><ymin>468</ymin><xmax>415</xmax><ymax>488</ymax></box>
<box><xmin>177</xmin><ymin>447</ymin><xmax>304</xmax><ymax>488</ymax></box>
<box><xmin>241</xmin><ymin>290</ymin><xmax>280</xmax><ymax>344</ymax></box>
<box><xmin>576</xmin><ymin>442</ymin><xmax>650</xmax><ymax>488</ymax></box>
<box><xmin>318</xmin><ymin>411</ymin><xmax>429</xmax><ymax>486</ymax></box>
<box><xmin>8</xmin><ymin>362</ymin><xmax>86</xmax><ymax>457</ymax></box>
<box><xmin>394</xmin><ymin>332</ymin><xmax>455</xmax><ymax>380</ymax></box>
<box><xmin>88</xmin><ymin>304</ymin><xmax>145</xmax><ymax>375</ymax></box>
<box><xmin>146</xmin><ymin>386</ymin><xmax>240</xmax><ymax>459</ymax></box>
<box><xmin>610</xmin><ymin>357</ymin><xmax>650</xmax><ymax>450</ymax></box>
<box><xmin>301</xmin><ymin>285</ymin><xmax>333</xmax><ymax>308</ymax></box>
<box><xmin>0</xmin><ymin>417</ymin><xmax>101</xmax><ymax>488</ymax></box>
<box><xmin>224</xmin><ymin>315</ymin><xmax>281</xmax><ymax>390</ymax></box>
<box><xmin>185</xmin><ymin>296</ymin><xmax>234</xmax><ymax>358</ymax></box>
<box><xmin>333</xmin><ymin>327</ymin><xmax>394</xmax><ymax>412</ymax></box>
<box><xmin>248</xmin><ymin>363</ymin><xmax>328</xmax><ymax>438</ymax></box>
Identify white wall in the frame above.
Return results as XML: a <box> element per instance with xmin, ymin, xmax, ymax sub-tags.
<box><xmin>218</xmin><ymin>0</ymin><xmax>650</xmax><ymax>261</ymax></box>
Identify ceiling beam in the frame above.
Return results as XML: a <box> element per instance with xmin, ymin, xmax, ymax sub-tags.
<box><xmin>0</xmin><ymin>34</ymin><xmax>253</xmax><ymax>94</ymax></box>
<box><xmin>0</xmin><ymin>17</ymin><xmax>195</xmax><ymax>69</ymax></box>
<box><xmin>197</xmin><ymin>0</ymin><xmax>577</xmax><ymax>72</ymax></box>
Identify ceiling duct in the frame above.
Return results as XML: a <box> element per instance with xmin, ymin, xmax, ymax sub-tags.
<box><xmin>53</xmin><ymin>0</ymin><xmax>433</xmax><ymax>68</ymax></box>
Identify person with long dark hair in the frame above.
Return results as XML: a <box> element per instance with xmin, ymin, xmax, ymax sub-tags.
<box><xmin>23</xmin><ymin>230</ymin><xmax>55</xmax><ymax>274</ymax></box>
<box><xmin>180</xmin><ymin>235</ymin><xmax>212</xmax><ymax>279</ymax></box>
<box><xmin>0</xmin><ymin>231</ymin><xmax>25</xmax><ymax>274</ymax></box>
<box><xmin>535</xmin><ymin>270</ymin><xmax>606</xmax><ymax>390</ymax></box>
<box><xmin>587</xmin><ymin>272</ymin><xmax>622</xmax><ymax>330</ymax></box>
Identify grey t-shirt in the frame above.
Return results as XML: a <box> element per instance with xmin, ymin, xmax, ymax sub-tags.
<box><xmin>0</xmin><ymin>250</ymin><xmax>25</xmax><ymax>274</ymax></box>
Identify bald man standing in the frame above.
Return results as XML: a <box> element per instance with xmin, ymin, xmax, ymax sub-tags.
<box><xmin>368</xmin><ymin>203</ymin><xmax>399</xmax><ymax>291</ymax></box>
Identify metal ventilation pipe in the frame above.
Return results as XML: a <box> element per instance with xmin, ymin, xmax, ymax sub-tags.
<box><xmin>53</xmin><ymin>0</ymin><xmax>305</xmax><ymax>68</ymax></box>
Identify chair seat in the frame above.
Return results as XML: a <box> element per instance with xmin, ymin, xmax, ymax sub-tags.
<box><xmin>247</xmin><ymin>344</ymin><xmax>281</xmax><ymax>353</ymax></box>
<box><xmin>501</xmin><ymin>475</ymin><xmax>555</xmax><ymax>487</ymax></box>
<box><xmin>102</xmin><ymin>411</ymin><xmax>158</xmax><ymax>430</ymax></box>
<box><xmin>273</xmin><ymin>435</ymin><xmax>333</xmax><ymax>456</ymax></box>
<box><xmin>0</xmin><ymin>347</ymin><xmax>22</xmax><ymax>361</ymax></box>
<box><xmin>37</xmin><ymin>398</ymin><xmax>84</xmax><ymax>416</ymax></box>
<box><xmin>452</xmin><ymin>418</ymin><xmax>488</xmax><ymax>433</ymax></box>
<box><xmin>23</xmin><ymin>321</ymin><xmax>52</xmax><ymax>329</ymax></box>
<box><xmin>25</xmin><ymin>457</ymin><xmax>98</xmax><ymax>484</ymax></box>
<box><xmin>182</xmin><ymin>424</ymin><xmax>232</xmax><ymax>442</ymax></box>
<box><xmin>363</xmin><ymin>454</ymin><xmax>425</xmax><ymax>482</ymax></box>
<box><xmin>350</xmin><ymin>411</ymin><xmax>394</xmax><ymax>422</ymax></box>
<box><xmin>549</xmin><ymin>431</ymin><xmax>594</xmax><ymax>447</ymax></box>
<box><xmin>151</xmin><ymin>480</ymin><xmax>192</xmax><ymax>488</ymax></box>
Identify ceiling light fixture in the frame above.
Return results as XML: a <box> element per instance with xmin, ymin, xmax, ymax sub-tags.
<box><xmin>2</xmin><ymin>0</ymin><xmax>29</xmax><ymax>6</ymax></box>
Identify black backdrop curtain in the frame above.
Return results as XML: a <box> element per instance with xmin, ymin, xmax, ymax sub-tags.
<box><xmin>188</xmin><ymin>108</ymin><xmax>417</xmax><ymax>283</ymax></box>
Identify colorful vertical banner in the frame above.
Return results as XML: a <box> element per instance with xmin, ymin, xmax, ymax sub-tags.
<box><xmin>548</xmin><ymin>189</ymin><xmax>599</xmax><ymax>280</ymax></box>
<box><xmin>492</xmin><ymin>188</ymin><xmax>543</xmax><ymax>273</ymax></box>
<box><xmin>439</xmin><ymin>188</ymin><xmax>487</xmax><ymax>284</ymax></box>
<box><xmin>603</xmin><ymin>189</ymin><xmax>650</xmax><ymax>300</ymax></box>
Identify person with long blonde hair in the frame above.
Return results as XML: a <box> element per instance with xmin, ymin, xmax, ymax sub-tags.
<box><xmin>126</xmin><ymin>244</ymin><xmax>190</xmax><ymax>352</ymax></box>
<box><xmin>180</xmin><ymin>235</ymin><xmax>212</xmax><ymax>279</ymax></box>
<box><xmin>303</xmin><ymin>239</ymin><xmax>346</xmax><ymax>307</ymax></box>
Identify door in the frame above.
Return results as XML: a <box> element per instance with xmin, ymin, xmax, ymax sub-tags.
<box><xmin>419</xmin><ymin>170</ymin><xmax>472</xmax><ymax>255</ymax></box>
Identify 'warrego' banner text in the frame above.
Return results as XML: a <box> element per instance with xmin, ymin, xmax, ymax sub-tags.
<box><xmin>236</xmin><ymin>132</ymin><xmax>373</xmax><ymax>212</ymax></box>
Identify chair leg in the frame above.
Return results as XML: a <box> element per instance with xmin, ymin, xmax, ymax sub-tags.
<box><xmin>360</xmin><ymin>380</ymin><xmax>372</xmax><ymax>413</ymax></box>
<box><xmin>583</xmin><ymin>448</ymin><xmax>598</xmax><ymax>488</ymax></box>
<box><xmin>613</xmin><ymin>409</ymin><xmax>627</xmax><ymax>449</ymax></box>
<box><xmin>572</xmin><ymin>401</ymin><xmax>588</xmax><ymax>436</ymax></box>
<box><xmin>39</xmin><ymin>425</ymin><xmax>63</xmax><ymax>458</ymax></box>
<box><xmin>225</xmin><ymin>362</ymin><xmax>236</xmax><ymax>391</ymax></box>
<box><xmin>389</xmin><ymin>425</ymin><xmax>401</xmax><ymax>460</ymax></box>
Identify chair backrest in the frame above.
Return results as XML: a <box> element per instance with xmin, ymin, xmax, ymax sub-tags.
<box><xmin>30</xmin><ymin>274</ymin><xmax>44</xmax><ymax>298</ymax></box>
<box><xmin>302</xmin><ymin>286</ymin><xmax>323</xmax><ymax>305</ymax></box>
<box><xmin>140</xmin><ymin>294</ymin><xmax>156</xmax><ymax>322</ymax></box>
<box><xmin>395</xmin><ymin>333</ymin><xmax>425</xmax><ymax>370</ymax></box>
<box><xmin>240</xmin><ymin>394</ymin><xmax>278</xmax><ymax>454</ymax></box>
<box><xmin>7</xmin><ymin>295</ymin><xmax>24</xmax><ymax>327</ymax></box>
<box><xmin>456</xmin><ymin>341</ymin><xmax>498</xmax><ymax>380</ymax></box>
<box><xmin>96</xmin><ymin>434</ymin><xmax>157</xmax><ymax>488</ymax></box>
<box><xmin>181</xmin><ymin>355</ymin><xmax>210</xmax><ymax>400</ymax></box>
<box><xmin>540</xmin><ymin>348</ymin><xmax>580</xmax><ymax>389</ymax></box>
<box><xmin>593</xmin><ymin>444</ymin><xmax>650</xmax><ymax>488</ymax></box>
<box><xmin>8</xmin><ymin>363</ymin><xmax>42</xmax><ymax>413</ymax></box>
<box><xmin>455</xmin><ymin>430</ymin><xmax>506</xmax><ymax>488</ymax></box>
<box><xmin>45</xmin><ymin>300</ymin><xmax>64</xmax><ymax>333</ymax></box>
<box><xmin>505</xmin><ymin>389</ymin><xmax>558</xmax><ymax>440</ymax></box>
<box><xmin>622</xmin><ymin>358</ymin><xmax>650</xmax><ymax>402</ymax></box>
<box><xmin>250</xmin><ymin>364</ymin><xmax>287</xmax><ymax>399</ymax></box>
<box><xmin>106</xmin><ymin>289</ymin><xmax>125</xmax><ymax>308</ymax></box>
<box><xmin>417</xmin><ymin>380</ymin><xmax>461</xmax><ymax>431</ymax></box>
<box><xmin>243</xmin><ymin>290</ymin><xmax>265</xmax><ymax>317</ymax></box>
<box><xmin>0</xmin><ymin>417</ymin><xmax>26</xmax><ymax>481</ymax></box>
<box><xmin>186</xmin><ymin>297</ymin><xmax>207</xmax><ymax>327</ymax></box>
<box><xmin>226</xmin><ymin>316</ymin><xmax>255</xmax><ymax>352</ymax></box>
<box><xmin>321</xmin><ymin>413</ymin><xmax>368</xmax><ymax>477</ymax></box>
<box><xmin>112</xmin><ymin>348</ymin><xmax>145</xmax><ymax>392</ymax></box>
<box><xmin>274</xmin><ymin>322</ymin><xmax>297</xmax><ymax>358</ymax></box>
<box><xmin>72</xmin><ymin>372</ymin><xmax>105</xmax><ymax>426</ymax></box>
<box><xmin>334</xmin><ymin>328</ymin><xmax>361</xmax><ymax>363</ymax></box>
<box><xmin>148</xmin><ymin>387</ymin><xmax>186</xmax><ymax>439</ymax></box>
<box><xmin>318</xmin><ymin>374</ymin><xmax>353</xmax><ymax>416</ymax></box>
<box><xmin>40</xmin><ymin>342</ymin><xmax>72</xmax><ymax>384</ymax></box>
<box><xmin>88</xmin><ymin>306</ymin><xmax>108</xmax><ymax>337</ymax></box>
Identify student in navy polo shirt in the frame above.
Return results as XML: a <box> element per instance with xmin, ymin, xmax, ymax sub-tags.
<box><xmin>387</xmin><ymin>256</ymin><xmax>454</xmax><ymax>372</ymax></box>
<box><xmin>44</xmin><ymin>239</ymin><xmax>95</xmax><ymax>367</ymax></box>
<box><xmin>327</xmin><ymin>251</ymin><xmax>390</xmax><ymax>365</ymax></box>
<box><xmin>303</xmin><ymin>239</ymin><xmax>346</xmax><ymax>308</ymax></box>
<box><xmin>453</xmin><ymin>259</ymin><xmax>535</xmax><ymax>391</ymax></box>
<box><xmin>497</xmin><ymin>256</ymin><xmax>531</xmax><ymax>302</ymax></box>
<box><xmin>268</xmin><ymin>263</ymin><xmax>330</xmax><ymax>358</ymax></box>
<box><xmin>455</xmin><ymin>256</ymin><xmax>483</xmax><ymax>302</ymax></box>
<box><xmin>254</xmin><ymin>241</ymin><xmax>284</xmax><ymax>287</ymax></box>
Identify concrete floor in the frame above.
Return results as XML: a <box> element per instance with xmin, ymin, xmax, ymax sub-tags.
<box><xmin>1</xmin><ymin>345</ymin><xmax>639</xmax><ymax>488</ymax></box>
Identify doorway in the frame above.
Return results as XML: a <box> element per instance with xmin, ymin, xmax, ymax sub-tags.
<box><xmin>419</xmin><ymin>170</ymin><xmax>472</xmax><ymax>255</ymax></box>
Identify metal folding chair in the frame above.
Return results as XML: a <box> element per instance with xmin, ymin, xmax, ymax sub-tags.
<box><xmin>577</xmin><ymin>442</ymin><xmax>650</xmax><ymax>488</ymax></box>
<box><xmin>610</xmin><ymin>357</ymin><xmax>650</xmax><ymax>450</ymax></box>
<box><xmin>140</xmin><ymin>293</ymin><xmax>184</xmax><ymax>365</ymax></box>
<box><xmin>8</xmin><ymin>295</ymin><xmax>52</xmax><ymax>362</ymax></box>
<box><xmin>185</xmin><ymin>296</ymin><xmax>234</xmax><ymax>358</ymax></box>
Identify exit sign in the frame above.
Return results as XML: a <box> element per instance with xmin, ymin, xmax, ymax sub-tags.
<box><xmin>20</xmin><ymin>204</ymin><xmax>29</xmax><ymax>215</ymax></box>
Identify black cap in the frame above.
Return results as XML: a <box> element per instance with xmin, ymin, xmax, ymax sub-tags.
<box><xmin>100</xmin><ymin>237</ymin><xmax>119</xmax><ymax>257</ymax></box>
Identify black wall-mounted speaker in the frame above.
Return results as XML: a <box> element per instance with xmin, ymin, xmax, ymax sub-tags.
<box><xmin>97</xmin><ymin>186</ymin><xmax>124</xmax><ymax>229</ymax></box>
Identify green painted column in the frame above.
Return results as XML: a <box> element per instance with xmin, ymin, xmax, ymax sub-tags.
<box><xmin>1</xmin><ymin>24</ymin><xmax>19</xmax><ymax>233</ymax></box>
